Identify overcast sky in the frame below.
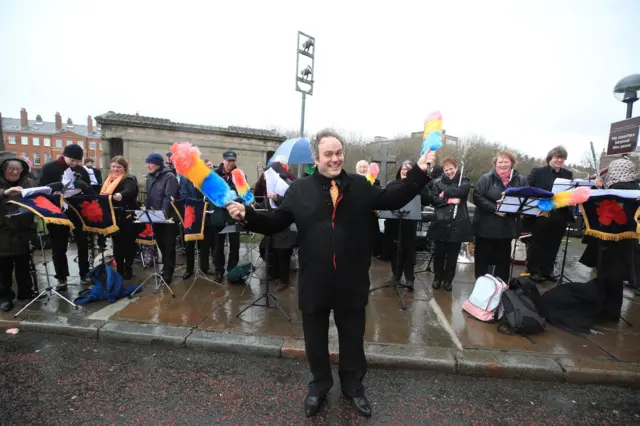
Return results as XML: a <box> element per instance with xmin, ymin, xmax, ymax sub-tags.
<box><xmin>1</xmin><ymin>0</ymin><xmax>638</xmax><ymax>163</ymax></box>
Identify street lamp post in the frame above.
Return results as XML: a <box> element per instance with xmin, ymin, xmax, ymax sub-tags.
<box><xmin>295</xmin><ymin>31</ymin><xmax>315</xmax><ymax>176</ymax></box>
<box><xmin>613</xmin><ymin>74</ymin><xmax>640</xmax><ymax>119</ymax></box>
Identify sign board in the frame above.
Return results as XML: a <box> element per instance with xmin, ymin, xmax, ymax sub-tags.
<box><xmin>606</xmin><ymin>116</ymin><xmax>640</xmax><ymax>155</ymax></box>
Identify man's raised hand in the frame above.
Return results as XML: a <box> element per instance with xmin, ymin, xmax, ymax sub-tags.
<box><xmin>226</xmin><ymin>201</ymin><xmax>246</xmax><ymax>220</ymax></box>
<box><xmin>417</xmin><ymin>149</ymin><xmax>437</xmax><ymax>172</ymax></box>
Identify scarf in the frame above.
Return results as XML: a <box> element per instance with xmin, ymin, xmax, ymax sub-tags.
<box><xmin>100</xmin><ymin>173</ymin><xmax>124</xmax><ymax>195</ymax></box>
<box><xmin>496</xmin><ymin>168</ymin><xmax>512</xmax><ymax>186</ymax></box>
<box><xmin>604</xmin><ymin>158</ymin><xmax>638</xmax><ymax>189</ymax></box>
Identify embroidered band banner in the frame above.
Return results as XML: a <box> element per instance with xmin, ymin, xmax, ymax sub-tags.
<box><xmin>136</xmin><ymin>223</ymin><xmax>156</xmax><ymax>245</ymax></box>
<box><xmin>579</xmin><ymin>189</ymin><xmax>640</xmax><ymax>241</ymax></box>
<box><xmin>171</xmin><ymin>198</ymin><xmax>208</xmax><ymax>241</ymax></box>
<box><xmin>8</xmin><ymin>194</ymin><xmax>74</xmax><ymax>229</ymax></box>
<box><xmin>65</xmin><ymin>194</ymin><xmax>119</xmax><ymax>235</ymax></box>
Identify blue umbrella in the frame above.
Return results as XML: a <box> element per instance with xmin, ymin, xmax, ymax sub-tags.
<box><xmin>269</xmin><ymin>137</ymin><xmax>313</xmax><ymax>165</ymax></box>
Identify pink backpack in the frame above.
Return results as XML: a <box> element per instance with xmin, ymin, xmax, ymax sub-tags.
<box><xmin>462</xmin><ymin>274</ymin><xmax>508</xmax><ymax>322</ymax></box>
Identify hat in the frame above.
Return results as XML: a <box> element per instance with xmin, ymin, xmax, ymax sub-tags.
<box><xmin>63</xmin><ymin>144</ymin><xmax>84</xmax><ymax>161</ymax></box>
<box><xmin>145</xmin><ymin>153</ymin><xmax>164</xmax><ymax>167</ymax></box>
<box><xmin>223</xmin><ymin>150</ymin><xmax>237</xmax><ymax>161</ymax></box>
<box><xmin>166</xmin><ymin>152</ymin><xmax>172</xmax><ymax>157</ymax></box>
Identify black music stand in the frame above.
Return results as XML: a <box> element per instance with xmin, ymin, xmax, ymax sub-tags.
<box><xmin>129</xmin><ymin>209</ymin><xmax>176</xmax><ymax>298</ymax></box>
<box><xmin>236</xmin><ymin>233</ymin><xmax>291</xmax><ymax>321</ymax></box>
<box><xmin>370</xmin><ymin>196</ymin><xmax>422</xmax><ymax>310</ymax></box>
<box><xmin>497</xmin><ymin>194</ymin><xmax>544</xmax><ymax>282</ymax></box>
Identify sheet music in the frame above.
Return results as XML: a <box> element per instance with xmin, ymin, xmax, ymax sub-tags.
<box><xmin>62</xmin><ymin>168</ymin><xmax>75</xmax><ymax>189</ymax></box>
<box><xmin>552</xmin><ymin>178</ymin><xmax>595</xmax><ymax>194</ymax></box>
<box><xmin>20</xmin><ymin>186</ymin><xmax>52</xmax><ymax>198</ymax></box>
<box><xmin>264</xmin><ymin>168</ymin><xmax>278</xmax><ymax>208</ymax></box>
<box><xmin>497</xmin><ymin>196</ymin><xmax>542</xmax><ymax>216</ymax></box>
<box><xmin>134</xmin><ymin>210</ymin><xmax>170</xmax><ymax>223</ymax></box>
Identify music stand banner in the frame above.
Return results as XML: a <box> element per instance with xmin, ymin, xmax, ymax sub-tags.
<box><xmin>579</xmin><ymin>190</ymin><xmax>640</xmax><ymax>241</ymax></box>
<box><xmin>65</xmin><ymin>194</ymin><xmax>119</xmax><ymax>235</ymax></box>
<box><xmin>171</xmin><ymin>198</ymin><xmax>207</xmax><ymax>241</ymax></box>
<box><xmin>8</xmin><ymin>194</ymin><xmax>75</xmax><ymax>229</ymax></box>
<box><xmin>136</xmin><ymin>223</ymin><xmax>156</xmax><ymax>245</ymax></box>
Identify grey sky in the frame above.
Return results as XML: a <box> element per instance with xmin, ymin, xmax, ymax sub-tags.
<box><xmin>1</xmin><ymin>0</ymin><xmax>638</xmax><ymax>163</ymax></box>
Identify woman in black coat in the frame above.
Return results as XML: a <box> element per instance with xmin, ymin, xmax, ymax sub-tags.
<box><xmin>472</xmin><ymin>151</ymin><xmax>528</xmax><ymax>282</ymax></box>
<box><xmin>426</xmin><ymin>156</ymin><xmax>473</xmax><ymax>291</ymax></box>
<box><xmin>100</xmin><ymin>156</ymin><xmax>140</xmax><ymax>280</ymax></box>
<box><xmin>0</xmin><ymin>152</ymin><xmax>38</xmax><ymax>311</ymax></box>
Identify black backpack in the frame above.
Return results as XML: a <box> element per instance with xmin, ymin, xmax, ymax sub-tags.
<box><xmin>498</xmin><ymin>279</ymin><xmax>546</xmax><ymax>340</ymax></box>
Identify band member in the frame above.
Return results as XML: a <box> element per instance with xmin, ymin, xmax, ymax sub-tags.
<box><xmin>210</xmin><ymin>151</ymin><xmax>242</xmax><ymax>283</ymax></box>
<box><xmin>253</xmin><ymin>162</ymin><xmax>297</xmax><ymax>292</ymax></box>
<box><xmin>144</xmin><ymin>153</ymin><xmax>179</xmax><ymax>284</ymax></box>
<box><xmin>39</xmin><ymin>144</ymin><xmax>94</xmax><ymax>289</ymax></box>
<box><xmin>0</xmin><ymin>153</ymin><xmax>38</xmax><ymax>311</ymax></box>
<box><xmin>101</xmin><ymin>156</ymin><xmax>139</xmax><ymax>280</ymax></box>
<box><xmin>180</xmin><ymin>172</ymin><xmax>214</xmax><ymax>279</ymax></box>
<box><xmin>526</xmin><ymin>146</ymin><xmax>572</xmax><ymax>282</ymax></box>
<box><xmin>427</xmin><ymin>156</ymin><xmax>473</xmax><ymax>291</ymax></box>
<box><xmin>473</xmin><ymin>151</ymin><xmax>528</xmax><ymax>282</ymax></box>
<box><xmin>84</xmin><ymin>158</ymin><xmax>103</xmax><ymax>192</ymax></box>
<box><xmin>226</xmin><ymin>129</ymin><xmax>436</xmax><ymax>418</ymax></box>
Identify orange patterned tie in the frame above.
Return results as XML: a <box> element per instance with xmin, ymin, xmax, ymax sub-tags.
<box><xmin>330</xmin><ymin>180</ymin><xmax>339</xmax><ymax>207</ymax></box>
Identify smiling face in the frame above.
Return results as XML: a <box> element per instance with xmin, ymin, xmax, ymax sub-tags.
<box><xmin>400</xmin><ymin>162</ymin><xmax>412</xmax><ymax>179</ymax></box>
<box><xmin>495</xmin><ymin>155</ymin><xmax>513</xmax><ymax>173</ymax></box>
<box><xmin>356</xmin><ymin>161</ymin><xmax>369</xmax><ymax>176</ymax></box>
<box><xmin>549</xmin><ymin>155</ymin><xmax>565</xmax><ymax>169</ymax></box>
<box><xmin>443</xmin><ymin>162</ymin><xmax>457</xmax><ymax>179</ymax></box>
<box><xmin>3</xmin><ymin>160</ymin><xmax>23</xmax><ymax>183</ymax></box>
<box><xmin>146</xmin><ymin>163</ymin><xmax>160</xmax><ymax>173</ymax></box>
<box><xmin>315</xmin><ymin>136</ymin><xmax>344</xmax><ymax>178</ymax></box>
<box><xmin>64</xmin><ymin>156</ymin><xmax>82</xmax><ymax>168</ymax></box>
<box><xmin>110</xmin><ymin>162</ymin><xmax>125</xmax><ymax>176</ymax></box>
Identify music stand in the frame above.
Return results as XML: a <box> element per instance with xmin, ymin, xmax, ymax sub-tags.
<box><xmin>497</xmin><ymin>194</ymin><xmax>544</xmax><ymax>282</ymax></box>
<box><xmin>182</xmin><ymin>210</ymin><xmax>223</xmax><ymax>300</ymax></box>
<box><xmin>370</xmin><ymin>196</ymin><xmax>422</xmax><ymax>310</ymax></box>
<box><xmin>15</xmin><ymin>217</ymin><xmax>78</xmax><ymax>317</ymax></box>
<box><xmin>236</xmin><ymin>233</ymin><xmax>291</xmax><ymax>321</ymax></box>
<box><xmin>129</xmin><ymin>209</ymin><xmax>176</xmax><ymax>298</ymax></box>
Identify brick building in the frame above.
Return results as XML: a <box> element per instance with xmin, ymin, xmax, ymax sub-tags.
<box><xmin>1</xmin><ymin>108</ymin><xmax>105</xmax><ymax>176</ymax></box>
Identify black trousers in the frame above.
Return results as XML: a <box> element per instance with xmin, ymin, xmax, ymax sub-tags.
<box><xmin>474</xmin><ymin>237</ymin><xmax>512</xmax><ymax>282</ymax></box>
<box><xmin>302</xmin><ymin>308</ymin><xmax>367</xmax><ymax>398</ymax></box>
<box><xmin>0</xmin><ymin>255</ymin><xmax>32</xmax><ymax>302</ymax></box>
<box><xmin>388</xmin><ymin>220</ymin><xmax>417</xmax><ymax>282</ymax></box>
<box><xmin>49</xmin><ymin>224</ymin><xmax>89</xmax><ymax>281</ymax></box>
<box><xmin>185</xmin><ymin>225</ymin><xmax>214</xmax><ymax>273</ymax></box>
<box><xmin>434</xmin><ymin>241</ymin><xmax>461</xmax><ymax>283</ymax></box>
<box><xmin>527</xmin><ymin>217</ymin><xmax>566</xmax><ymax>276</ymax></box>
<box><xmin>268</xmin><ymin>248</ymin><xmax>293</xmax><ymax>285</ymax></box>
<box><xmin>112</xmin><ymin>220</ymin><xmax>137</xmax><ymax>276</ymax></box>
<box><xmin>153</xmin><ymin>223</ymin><xmax>177</xmax><ymax>277</ymax></box>
<box><xmin>213</xmin><ymin>227</ymin><xmax>240</xmax><ymax>274</ymax></box>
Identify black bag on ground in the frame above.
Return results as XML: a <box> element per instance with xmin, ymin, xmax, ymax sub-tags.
<box><xmin>498</xmin><ymin>287</ymin><xmax>546</xmax><ymax>336</ymax></box>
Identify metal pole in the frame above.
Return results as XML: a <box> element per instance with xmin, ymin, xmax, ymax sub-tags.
<box><xmin>0</xmin><ymin>112</ymin><xmax>5</xmax><ymax>151</ymax></box>
<box><xmin>626</xmin><ymin>102</ymin><xmax>633</xmax><ymax>119</ymax></box>
<box><xmin>298</xmin><ymin>92</ymin><xmax>306</xmax><ymax>177</ymax></box>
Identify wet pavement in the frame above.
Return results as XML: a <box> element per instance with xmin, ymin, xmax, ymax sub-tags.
<box><xmin>1</xmin><ymin>333</ymin><xmax>639</xmax><ymax>425</ymax></box>
<box><xmin>3</xmin><ymin>238</ymin><xmax>640</xmax><ymax>366</ymax></box>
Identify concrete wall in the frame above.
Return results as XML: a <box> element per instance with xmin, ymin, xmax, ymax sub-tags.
<box><xmin>101</xmin><ymin>125</ymin><xmax>281</xmax><ymax>185</ymax></box>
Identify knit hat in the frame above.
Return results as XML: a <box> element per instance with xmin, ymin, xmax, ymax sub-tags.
<box><xmin>63</xmin><ymin>144</ymin><xmax>84</xmax><ymax>161</ymax></box>
<box><xmin>145</xmin><ymin>153</ymin><xmax>164</xmax><ymax>167</ymax></box>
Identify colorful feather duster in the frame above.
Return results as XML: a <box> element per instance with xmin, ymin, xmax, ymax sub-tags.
<box><xmin>366</xmin><ymin>162</ymin><xmax>379</xmax><ymax>184</ymax></box>
<box><xmin>538</xmin><ymin>187</ymin><xmax>591</xmax><ymax>212</ymax></box>
<box><xmin>420</xmin><ymin>111</ymin><xmax>444</xmax><ymax>156</ymax></box>
<box><xmin>170</xmin><ymin>142</ymin><xmax>237</xmax><ymax>207</ymax></box>
<box><xmin>231</xmin><ymin>169</ymin><xmax>254</xmax><ymax>204</ymax></box>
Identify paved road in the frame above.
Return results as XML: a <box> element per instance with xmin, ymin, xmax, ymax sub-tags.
<box><xmin>0</xmin><ymin>333</ymin><xmax>638</xmax><ymax>425</ymax></box>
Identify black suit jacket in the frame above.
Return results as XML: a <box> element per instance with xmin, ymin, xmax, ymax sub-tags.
<box><xmin>528</xmin><ymin>165</ymin><xmax>573</xmax><ymax>222</ymax></box>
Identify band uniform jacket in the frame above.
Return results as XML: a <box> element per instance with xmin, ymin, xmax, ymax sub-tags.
<box><xmin>473</xmin><ymin>169</ymin><xmax>528</xmax><ymax>240</ymax></box>
<box><xmin>426</xmin><ymin>173</ymin><xmax>473</xmax><ymax>243</ymax></box>
<box><xmin>527</xmin><ymin>165</ymin><xmax>573</xmax><ymax>224</ymax></box>
<box><xmin>242</xmin><ymin>166</ymin><xmax>432</xmax><ymax>313</ymax></box>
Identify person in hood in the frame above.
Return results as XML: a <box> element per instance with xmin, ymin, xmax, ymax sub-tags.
<box><xmin>0</xmin><ymin>152</ymin><xmax>38</xmax><ymax>311</ymax></box>
<box><xmin>472</xmin><ymin>151</ymin><xmax>528</xmax><ymax>282</ymax></box>
<box><xmin>145</xmin><ymin>152</ymin><xmax>179</xmax><ymax>284</ymax></box>
<box><xmin>39</xmin><ymin>144</ymin><xmax>94</xmax><ymax>289</ymax></box>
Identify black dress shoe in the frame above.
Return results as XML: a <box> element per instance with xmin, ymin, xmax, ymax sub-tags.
<box><xmin>304</xmin><ymin>395</ymin><xmax>325</xmax><ymax>417</ymax></box>
<box><xmin>343</xmin><ymin>394</ymin><xmax>372</xmax><ymax>417</ymax></box>
<box><xmin>124</xmin><ymin>267</ymin><xmax>134</xmax><ymax>280</ymax></box>
<box><xmin>0</xmin><ymin>300</ymin><xmax>14</xmax><ymax>312</ymax></box>
<box><xmin>432</xmin><ymin>280</ymin><xmax>442</xmax><ymax>290</ymax></box>
<box><xmin>182</xmin><ymin>271</ymin><xmax>193</xmax><ymax>280</ymax></box>
<box><xmin>443</xmin><ymin>281</ymin><xmax>452</xmax><ymax>291</ymax></box>
<box><xmin>163</xmin><ymin>274</ymin><xmax>173</xmax><ymax>285</ymax></box>
<box><xmin>213</xmin><ymin>272</ymin><xmax>224</xmax><ymax>283</ymax></box>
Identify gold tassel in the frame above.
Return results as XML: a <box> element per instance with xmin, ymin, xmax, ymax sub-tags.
<box><xmin>584</xmin><ymin>229</ymin><xmax>640</xmax><ymax>241</ymax></box>
<box><xmin>136</xmin><ymin>239</ymin><xmax>156</xmax><ymax>246</ymax></box>
<box><xmin>184</xmin><ymin>232</ymin><xmax>204</xmax><ymax>242</ymax></box>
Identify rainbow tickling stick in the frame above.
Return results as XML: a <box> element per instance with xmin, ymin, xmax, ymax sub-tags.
<box><xmin>366</xmin><ymin>162</ymin><xmax>379</xmax><ymax>184</ymax></box>
<box><xmin>231</xmin><ymin>169</ymin><xmax>254</xmax><ymax>205</ymax></box>
<box><xmin>421</xmin><ymin>111</ymin><xmax>443</xmax><ymax>156</ymax></box>
<box><xmin>170</xmin><ymin>142</ymin><xmax>237</xmax><ymax>207</ymax></box>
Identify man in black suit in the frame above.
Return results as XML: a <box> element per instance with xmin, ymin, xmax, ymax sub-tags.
<box><xmin>39</xmin><ymin>144</ymin><xmax>94</xmax><ymax>289</ymax></box>
<box><xmin>226</xmin><ymin>129</ymin><xmax>436</xmax><ymax>418</ymax></box>
<box><xmin>526</xmin><ymin>146</ymin><xmax>573</xmax><ymax>282</ymax></box>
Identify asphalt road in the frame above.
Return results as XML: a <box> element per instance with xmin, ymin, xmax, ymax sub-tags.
<box><xmin>0</xmin><ymin>333</ymin><xmax>638</xmax><ymax>425</ymax></box>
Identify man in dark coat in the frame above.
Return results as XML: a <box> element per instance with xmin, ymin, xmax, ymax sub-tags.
<box><xmin>179</xmin><ymin>175</ymin><xmax>214</xmax><ymax>279</ymax></box>
<box><xmin>226</xmin><ymin>129</ymin><xmax>436</xmax><ymax>418</ymax></box>
<box><xmin>144</xmin><ymin>153</ymin><xmax>179</xmax><ymax>284</ymax></box>
<box><xmin>39</xmin><ymin>144</ymin><xmax>94</xmax><ymax>289</ymax></box>
<box><xmin>0</xmin><ymin>153</ymin><xmax>37</xmax><ymax>311</ymax></box>
<box><xmin>526</xmin><ymin>146</ymin><xmax>573</xmax><ymax>282</ymax></box>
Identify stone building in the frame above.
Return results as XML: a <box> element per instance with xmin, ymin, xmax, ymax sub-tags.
<box><xmin>95</xmin><ymin>112</ymin><xmax>285</xmax><ymax>183</ymax></box>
